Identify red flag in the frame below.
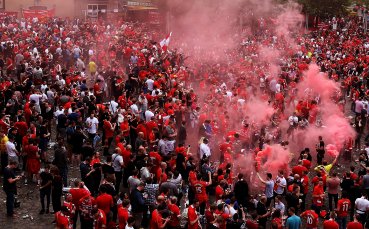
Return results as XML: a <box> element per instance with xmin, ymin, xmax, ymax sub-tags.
<box><xmin>160</xmin><ymin>32</ymin><xmax>172</xmax><ymax>51</ymax></box>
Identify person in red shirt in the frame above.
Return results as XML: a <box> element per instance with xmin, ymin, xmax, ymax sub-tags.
<box><xmin>215</xmin><ymin>180</ymin><xmax>226</xmax><ymax>201</ymax></box>
<box><xmin>150</xmin><ymin>203</ymin><xmax>170</xmax><ymax>229</ymax></box>
<box><xmin>347</xmin><ymin>214</ymin><xmax>364</xmax><ymax>229</ymax></box>
<box><xmin>188</xmin><ymin>199</ymin><xmax>200</xmax><ymax>229</ymax></box>
<box><xmin>336</xmin><ymin>192</ymin><xmax>351</xmax><ymax>229</ymax></box>
<box><xmin>95</xmin><ymin>186</ymin><xmax>114</xmax><ymax>217</ymax></box>
<box><xmin>323</xmin><ymin>212</ymin><xmax>339</xmax><ymax>229</ymax></box>
<box><xmin>168</xmin><ymin>196</ymin><xmax>180</xmax><ymax>228</ymax></box>
<box><xmin>193</xmin><ymin>172</ymin><xmax>212</xmax><ymax>215</ymax></box>
<box><xmin>312</xmin><ymin>179</ymin><xmax>325</xmax><ymax>214</ymax></box>
<box><xmin>118</xmin><ymin>199</ymin><xmax>131</xmax><ymax>229</ymax></box>
<box><xmin>69</xmin><ymin>180</ymin><xmax>90</xmax><ymax>227</ymax></box>
<box><xmin>79</xmin><ymin>194</ymin><xmax>96</xmax><ymax>229</ymax></box>
<box><xmin>55</xmin><ymin>206</ymin><xmax>72</xmax><ymax>229</ymax></box>
<box><xmin>292</xmin><ymin>160</ymin><xmax>308</xmax><ymax>178</ymax></box>
<box><xmin>301</xmin><ymin>209</ymin><xmax>319</xmax><ymax>228</ymax></box>
<box><xmin>92</xmin><ymin>208</ymin><xmax>107</xmax><ymax>229</ymax></box>
<box><xmin>245</xmin><ymin>212</ymin><xmax>259</xmax><ymax>229</ymax></box>
<box><xmin>301</xmin><ymin>170</ymin><xmax>309</xmax><ymax>211</ymax></box>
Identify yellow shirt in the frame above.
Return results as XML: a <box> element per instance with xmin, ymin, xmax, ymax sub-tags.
<box><xmin>0</xmin><ymin>135</ymin><xmax>9</xmax><ymax>152</ymax></box>
<box><xmin>89</xmin><ymin>61</ymin><xmax>97</xmax><ymax>73</ymax></box>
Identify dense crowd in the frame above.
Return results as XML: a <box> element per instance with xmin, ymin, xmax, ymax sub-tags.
<box><xmin>0</xmin><ymin>8</ymin><xmax>369</xmax><ymax>229</ymax></box>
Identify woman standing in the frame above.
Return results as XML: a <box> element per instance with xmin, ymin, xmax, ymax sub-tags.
<box><xmin>25</xmin><ymin>138</ymin><xmax>41</xmax><ymax>183</ymax></box>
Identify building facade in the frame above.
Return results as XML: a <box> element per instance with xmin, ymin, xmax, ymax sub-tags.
<box><xmin>3</xmin><ymin>0</ymin><xmax>120</xmax><ymax>18</ymax></box>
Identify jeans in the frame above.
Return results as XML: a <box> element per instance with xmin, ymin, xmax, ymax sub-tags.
<box><xmin>1</xmin><ymin>152</ymin><xmax>8</xmax><ymax>173</ymax></box>
<box><xmin>40</xmin><ymin>189</ymin><xmax>51</xmax><ymax>211</ymax></box>
<box><xmin>328</xmin><ymin>193</ymin><xmax>338</xmax><ymax>211</ymax></box>
<box><xmin>59</xmin><ymin>167</ymin><xmax>68</xmax><ymax>187</ymax></box>
<box><xmin>115</xmin><ymin>171</ymin><xmax>123</xmax><ymax>194</ymax></box>
<box><xmin>336</xmin><ymin>216</ymin><xmax>347</xmax><ymax>229</ymax></box>
<box><xmin>5</xmin><ymin>190</ymin><xmax>15</xmax><ymax>216</ymax></box>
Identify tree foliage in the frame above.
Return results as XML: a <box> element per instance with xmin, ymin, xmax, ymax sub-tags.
<box><xmin>297</xmin><ymin>0</ymin><xmax>351</xmax><ymax>17</ymax></box>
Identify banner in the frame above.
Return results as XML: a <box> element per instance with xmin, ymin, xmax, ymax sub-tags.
<box><xmin>22</xmin><ymin>8</ymin><xmax>55</xmax><ymax>19</ymax></box>
<box><xmin>0</xmin><ymin>11</ymin><xmax>18</xmax><ymax>19</ymax></box>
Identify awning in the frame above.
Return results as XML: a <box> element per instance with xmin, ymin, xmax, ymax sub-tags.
<box><xmin>126</xmin><ymin>0</ymin><xmax>158</xmax><ymax>11</ymax></box>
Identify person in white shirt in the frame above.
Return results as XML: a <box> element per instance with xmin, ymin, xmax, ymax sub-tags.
<box><xmin>145</xmin><ymin>110</ymin><xmax>155</xmax><ymax>122</ymax></box>
<box><xmin>355</xmin><ymin>194</ymin><xmax>369</xmax><ymax>217</ymax></box>
<box><xmin>108</xmin><ymin>98</ymin><xmax>119</xmax><ymax>114</ymax></box>
<box><xmin>85</xmin><ymin>113</ymin><xmax>99</xmax><ymax>141</ymax></box>
<box><xmin>54</xmin><ymin>106</ymin><xmax>64</xmax><ymax>125</ymax></box>
<box><xmin>112</xmin><ymin>148</ymin><xmax>124</xmax><ymax>193</ymax></box>
<box><xmin>6</xmin><ymin>136</ymin><xmax>18</xmax><ymax>164</ymax></box>
<box><xmin>199</xmin><ymin>138</ymin><xmax>211</xmax><ymax>159</ymax></box>
<box><xmin>130</xmin><ymin>101</ymin><xmax>140</xmax><ymax>117</ymax></box>
<box><xmin>146</xmin><ymin>77</ymin><xmax>154</xmax><ymax>92</ymax></box>
<box><xmin>29</xmin><ymin>90</ymin><xmax>43</xmax><ymax>113</ymax></box>
<box><xmin>274</xmin><ymin>171</ymin><xmax>287</xmax><ymax>195</ymax></box>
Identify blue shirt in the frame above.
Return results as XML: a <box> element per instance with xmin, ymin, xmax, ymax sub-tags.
<box><xmin>286</xmin><ymin>215</ymin><xmax>301</xmax><ymax>229</ymax></box>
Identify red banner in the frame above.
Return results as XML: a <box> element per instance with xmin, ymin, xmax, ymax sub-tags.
<box><xmin>22</xmin><ymin>8</ymin><xmax>55</xmax><ymax>19</ymax></box>
<box><xmin>0</xmin><ymin>11</ymin><xmax>18</xmax><ymax>19</ymax></box>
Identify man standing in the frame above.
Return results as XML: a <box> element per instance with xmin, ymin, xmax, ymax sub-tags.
<box><xmin>256</xmin><ymin>172</ymin><xmax>274</xmax><ymax>207</ymax></box>
<box><xmin>85</xmin><ymin>113</ymin><xmax>99</xmax><ymax>143</ymax></box>
<box><xmin>6</xmin><ymin>136</ymin><xmax>19</xmax><ymax>164</ymax></box>
<box><xmin>3</xmin><ymin>161</ymin><xmax>21</xmax><ymax>217</ymax></box>
<box><xmin>39</xmin><ymin>164</ymin><xmax>53</xmax><ymax>214</ymax></box>
<box><xmin>326</xmin><ymin>172</ymin><xmax>341</xmax><ymax>211</ymax></box>
<box><xmin>130</xmin><ymin>182</ymin><xmax>146</xmax><ymax>228</ymax></box>
<box><xmin>112</xmin><ymin>148</ymin><xmax>124</xmax><ymax>194</ymax></box>
<box><xmin>286</xmin><ymin>207</ymin><xmax>302</xmax><ymax>229</ymax></box>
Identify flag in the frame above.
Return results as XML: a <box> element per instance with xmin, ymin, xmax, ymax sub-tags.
<box><xmin>160</xmin><ymin>32</ymin><xmax>172</xmax><ymax>51</ymax></box>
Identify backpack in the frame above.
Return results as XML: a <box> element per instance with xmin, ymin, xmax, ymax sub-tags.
<box><xmin>179</xmin><ymin>207</ymin><xmax>189</xmax><ymax>228</ymax></box>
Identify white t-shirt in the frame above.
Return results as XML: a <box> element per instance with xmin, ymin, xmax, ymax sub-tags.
<box><xmin>130</xmin><ymin>104</ymin><xmax>139</xmax><ymax>116</ymax></box>
<box><xmin>200</xmin><ymin>143</ymin><xmax>211</xmax><ymax>158</ymax></box>
<box><xmin>109</xmin><ymin>100</ymin><xmax>119</xmax><ymax>114</ymax></box>
<box><xmin>145</xmin><ymin>110</ymin><xmax>155</xmax><ymax>122</ymax></box>
<box><xmin>146</xmin><ymin>79</ymin><xmax>154</xmax><ymax>91</ymax></box>
<box><xmin>275</xmin><ymin>176</ymin><xmax>286</xmax><ymax>195</ymax></box>
<box><xmin>85</xmin><ymin>117</ymin><xmax>99</xmax><ymax>134</ymax></box>
<box><xmin>29</xmin><ymin>94</ymin><xmax>42</xmax><ymax>104</ymax></box>
<box><xmin>6</xmin><ymin>141</ymin><xmax>17</xmax><ymax>157</ymax></box>
<box><xmin>112</xmin><ymin>153</ymin><xmax>124</xmax><ymax>172</ymax></box>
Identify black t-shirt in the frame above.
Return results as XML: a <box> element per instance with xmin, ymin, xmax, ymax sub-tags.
<box><xmin>102</xmin><ymin>164</ymin><xmax>114</xmax><ymax>177</ymax></box>
<box><xmin>40</xmin><ymin>171</ymin><xmax>53</xmax><ymax>191</ymax></box>
<box><xmin>3</xmin><ymin>167</ymin><xmax>16</xmax><ymax>192</ymax></box>
<box><xmin>57</xmin><ymin>114</ymin><xmax>67</xmax><ymax>128</ymax></box>
<box><xmin>226</xmin><ymin>220</ymin><xmax>244</xmax><ymax>229</ymax></box>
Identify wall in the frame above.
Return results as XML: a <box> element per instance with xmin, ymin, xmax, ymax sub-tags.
<box><xmin>4</xmin><ymin>0</ymin><xmax>77</xmax><ymax>17</ymax></box>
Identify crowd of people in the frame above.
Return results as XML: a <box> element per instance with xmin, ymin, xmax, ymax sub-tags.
<box><xmin>1</xmin><ymin>5</ymin><xmax>369</xmax><ymax>229</ymax></box>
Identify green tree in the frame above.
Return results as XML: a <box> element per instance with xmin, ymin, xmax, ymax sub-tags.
<box><xmin>298</xmin><ymin>0</ymin><xmax>351</xmax><ymax>18</ymax></box>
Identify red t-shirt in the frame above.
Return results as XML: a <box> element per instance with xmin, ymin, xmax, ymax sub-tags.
<box><xmin>323</xmin><ymin>219</ymin><xmax>339</xmax><ymax>229</ymax></box>
<box><xmin>96</xmin><ymin>193</ymin><xmax>114</xmax><ymax>215</ymax></box>
<box><xmin>168</xmin><ymin>203</ymin><xmax>180</xmax><ymax>227</ymax></box>
<box><xmin>117</xmin><ymin>206</ymin><xmax>129</xmax><ymax>229</ymax></box>
<box><xmin>292</xmin><ymin>165</ymin><xmax>308</xmax><ymax>177</ymax></box>
<box><xmin>118</xmin><ymin>207</ymin><xmax>129</xmax><ymax>229</ymax></box>
<box><xmin>337</xmin><ymin>198</ymin><xmax>351</xmax><ymax>217</ymax></box>
<box><xmin>94</xmin><ymin>209</ymin><xmax>107</xmax><ymax>229</ymax></box>
<box><xmin>103</xmin><ymin>120</ymin><xmax>114</xmax><ymax>139</ymax></box>
<box><xmin>188</xmin><ymin>205</ymin><xmax>199</xmax><ymax>229</ymax></box>
<box><xmin>312</xmin><ymin>184</ymin><xmax>324</xmax><ymax>206</ymax></box>
<box><xmin>69</xmin><ymin>188</ymin><xmax>90</xmax><ymax>209</ymax></box>
<box><xmin>150</xmin><ymin>209</ymin><xmax>163</xmax><ymax>229</ymax></box>
<box><xmin>215</xmin><ymin>185</ymin><xmax>224</xmax><ymax>201</ymax></box>
<box><xmin>301</xmin><ymin>210</ymin><xmax>318</xmax><ymax>228</ymax></box>
<box><xmin>55</xmin><ymin>212</ymin><xmax>70</xmax><ymax>229</ymax></box>
<box><xmin>347</xmin><ymin>222</ymin><xmax>364</xmax><ymax>229</ymax></box>
<box><xmin>245</xmin><ymin>220</ymin><xmax>259</xmax><ymax>229</ymax></box>
<box><xmin>194</xmin><ymin>181</ymin><xmax>209</xmax><ymax>202</ymax></box>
